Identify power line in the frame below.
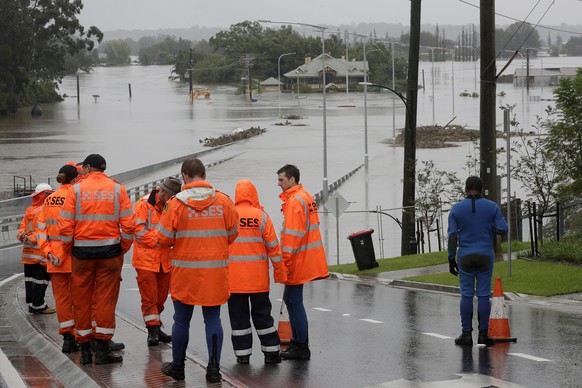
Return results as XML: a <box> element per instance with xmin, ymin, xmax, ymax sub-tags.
<box><xmin>458</xmin><ymin>0</ymin><xmax>582</xmax><ymax>36</ymax></box>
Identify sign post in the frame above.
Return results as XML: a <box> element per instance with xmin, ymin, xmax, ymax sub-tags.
<box><xmin>324</xmin><ymin>192</ymin><xmax>350</xmax><ymax>265</ymax></box>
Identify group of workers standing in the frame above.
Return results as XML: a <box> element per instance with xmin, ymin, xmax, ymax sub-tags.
<box><xmin>17</xmin><ymin>154</ymin><xmax>329</xmax><ymax>383</ymax></box>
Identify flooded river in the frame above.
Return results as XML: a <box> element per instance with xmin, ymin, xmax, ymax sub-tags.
<box><xmin>1</xmin><ymin>56</ymin><xmax>580</xmax><ymax>261</ymax></box>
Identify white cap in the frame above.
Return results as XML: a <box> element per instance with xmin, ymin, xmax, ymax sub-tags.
<box><xmin>31</xmin><ymin>183</ymin><xmax>53</xmax><ymax>197</ymax></box>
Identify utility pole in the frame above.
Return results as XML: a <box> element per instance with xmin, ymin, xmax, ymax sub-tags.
<box><xmin>189</xmin><ymin>48</ymin><xmax>193</xmax><ymax>98</ymax></box>
<box><xmin>526</xmin><ymin>48</ymin><xmax>530</xmax><ymax>92</ymax></box>
<box><xmin>480</xmin><ymin>0</ymin><xmax>501</xmax><ymax>255</ymax></box>
<box><xmin>480</xmin><ymin>0</ymin><xmax>496</xmax><ymax>203</ymax></box>
<box><xmin>401</xmin><ymin>0</ymin><xmax>421</xmax><ymax>256</ymax></box>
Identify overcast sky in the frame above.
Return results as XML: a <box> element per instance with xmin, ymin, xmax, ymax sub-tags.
<box><xmin>77</xmin><ymin>0</ymin><xmax>582</xmax><ymax>31</ymax></box>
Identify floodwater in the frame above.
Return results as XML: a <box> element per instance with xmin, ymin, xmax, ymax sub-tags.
<box><xmin>1</xmin><ymin>56</ymin><xmax>580</xmax><ymax>261</ymax></box>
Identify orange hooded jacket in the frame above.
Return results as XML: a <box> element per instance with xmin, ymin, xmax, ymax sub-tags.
<box><xmin>36</xmin><ymin>184</ymin><xmax>74</xmax><ymax>273</ymax></box>
<box><xmin>157</xmin><ymin>180</ymin><xmax>238</xmax><ymax>306</ymax></box>
<box><xmin>279</xmin><ymin>184</ymin><xmax>329</xmax><ymax>285</ymax></box>
<box><xmin>18</xmin><ymin>193</ymin><xmax>50</xmax><ymax>265</ymax></box>
<box><xmin>59</xmin><ymin>171</ymin><xmax>135</xmax><ymax>259</ymax></box>
<box><xmin>228</xmin><ymin>179</ymin><xmax>287</xmax><ymax>293</ymax></box>
<box><xmin>132</xmin><ymin>189</ymin><xmax>172</xmax><ymax>273</ymax></box>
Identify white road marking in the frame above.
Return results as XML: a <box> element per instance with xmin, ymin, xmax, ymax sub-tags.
<box><xmin>312</xmin><ymin>307</ymin><xmax>332</xmax><ymax>312</ymax></box>
<box><xmin>125</xmin><ymin>288</ymin><xmax>140</xmax><ymax>291</ymax></box>
<box><xmin>359</xmin><ymin>318</ymin><xmax>384</xmax><ymax>324</ymax></box>
<box><xmin>423</xmin><ymin>332</ymin><xmax>453</xmax><ymax>339</ymax></box>
<box><xmin>343</xmin><ymin>313</ymin><xmax>350</xmax><ymax>317</ymax></box>
<box><xmin>509</xmin><ymin>353</ymin><xmax>552</xmax><ymax>362</ymax></box>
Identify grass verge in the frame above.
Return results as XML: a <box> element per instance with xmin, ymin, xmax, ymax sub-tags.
<box><xmin>328</xmin><ymin>241</ymin><xmax>532</xmax><ymax>276</ymax></box>
<box><xmin>405</xmin><ymin>259</ymin><xmax>582</xmax><ymax>296</ymax></box>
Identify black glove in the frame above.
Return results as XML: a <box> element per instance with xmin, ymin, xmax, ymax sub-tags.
<box><xmin>449</xmin><ymin>259</ymin><xmax>459</xmax><ymax>276</ymax></box>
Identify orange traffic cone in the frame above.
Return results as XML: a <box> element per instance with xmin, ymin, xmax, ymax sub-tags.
<box><xmin>278</xmin><ymin>301</ymin><xmax>292</xmax><ymax>345</ymax></box>
<box><xmin>488</xmin><ymin>277</ymin><xmax>517</xmax><ymax>342</ymax></box>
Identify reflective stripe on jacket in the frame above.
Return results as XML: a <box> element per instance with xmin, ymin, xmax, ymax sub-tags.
<box><xmin>157</xmin><ymin>180</ymin><xmax>238</xmax><ymax>306</ymax></box>
<box><xmin>58</xmin><ymin>172</ymin><xmax>135</xmax><ymax>259</ymax></box>
<box><xmin>18</xmin><ymin>204</ymin><xmax>46</xmax><ymax>265</ymax></box>
<box><xmin>229</xmin><ymin>179</ymin><xmax>285</xmax><ymax>293</ymax></box>
<box><xmin>132</xmin><ymin>189</ymin><xmax>171</xmax><ymax>273</ymax></box>
<box><xmin>279</xmin><ymin>184</ymin><xmax>328</xmax><ymax>285</ymax></box>
<box><xmin>36</xmin><ymin>184</ymin><xmax>73</xmax><ymax>273</ymax></box>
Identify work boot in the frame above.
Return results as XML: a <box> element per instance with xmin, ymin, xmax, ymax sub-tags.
<box><xmin>62</xmin><ymin>333</ymin><xmax>79</xmax><ymax>353</ymax></box>
<box><xmin>92</xmin><ymin>339</ymin><xmax>124</xmax><ymax>351</ymax></box>
<box><xmin>161</xmin><ymin>362</ymin><xmax>185</xmax><ymax>381</ymax></box>
<box><xmin>478</xmin><ymin>330</ymin><xmax>496</xmax><ymax>346</ymax></box>
<box><xmin>205</xmin><ymin>364</ymin><xmax>222</xmax><ymax>383</ymax></box>
<box><xmin>109</xmin><ymin>339</ymin><xmax>125</xmax><ymax>351</ymax></box>
<box><xmin>236</xmin><ymin>355</ymin><xmax>250</xmax><ymax>364</ymax></box>
<box><xmin>147</xmin><ymin>326</ymin><xmax>159</xmax><ymax>346</ymax></box>
<box><xmin>31</xmin><ymin>306</ymin><xmax>56</xmax><ymax>314</ymax></box>
<box><xmin>158</xmin><ymin>326</ymin><xmax>172</xmax><ymax>343</ymax></box>
<box><xmin>281</xmin><ymin>342</ymin><xmax>311</xmax><ymax>360</ymax></box>
<box><xmin>264</xmin><ymin>351</ymin><xmax>282</xmax><ymax>364</ymax></box>
<box><xmin>454</xmin><ymin>332</ymin><xmax>473</xmax><ymax>346</ymax></box>
<box><xmin>80</xmin><ymin>342</ymin><xmax>92</xmax><ymax>365</ymax></box>
<box><xmin>93</xmin><ymin>339</ymin><xmax>123</xmax><ymax>365</ymax></box>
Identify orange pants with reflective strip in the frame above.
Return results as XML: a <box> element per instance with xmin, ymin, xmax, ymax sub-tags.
<box><xmin>136</xmin><ymin>268</ymin><xmax>170</xmax><ymax>327</ymax></box>
<box><xmin>72</xmin><ymin>255</ymin><xmax>123</xmax><ymax>343</ymax></box>
<box><xmin>50</xmin><ymin>272</ymin><xmax>75</xmax><ymax>336</ymax></box>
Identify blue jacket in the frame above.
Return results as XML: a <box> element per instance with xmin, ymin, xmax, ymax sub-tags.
<box><xmin>447</xmin><ymin>196</ymin><xmax>508</xmax><ymax>259</ymax></box>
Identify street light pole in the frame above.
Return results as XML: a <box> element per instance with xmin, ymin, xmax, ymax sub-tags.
<box><xmin>259</xmin><ymin>19</ymin><xmax>329</xmax><ymax>201</ymax></box>
<box><xmin>391</xmin><ymin>41</ymin><xmax>396</xmax><ymax>143</ymax></box>
<box><xmin>278</xmin><ymin>52</ymin><xmax>295</xmax><ymax>119</ymax></box>
<box><xmin>362</xmin><ymin>39</ymin><xmax>369</xmax><ymax>170</ymax></box>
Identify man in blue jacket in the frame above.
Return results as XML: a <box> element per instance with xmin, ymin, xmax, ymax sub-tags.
<box><xmin>448</xmin><ymin>176</ymin><xmax>508</xmax><ymax>346</ymax></box>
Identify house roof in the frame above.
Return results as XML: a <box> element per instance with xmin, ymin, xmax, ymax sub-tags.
<box><xmin>261</xmin><ymin>77</ymin><xmax>283</xmax><ymax>86</ymax></box>
<box><xmin>513</xmin><ymin>66</ymin><xmax>581</xmax><ymax>77</ymax></box>
<box><xmin>283</xmin><ymin>53</ymin><xmax>368</xmax><ymax>79</ymax></box>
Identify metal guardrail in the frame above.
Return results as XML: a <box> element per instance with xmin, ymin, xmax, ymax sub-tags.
<box><xmin>0</xmin><ymin>155</ymin><xmax>241</xmax><ymax>248</ymax></box>
<box><xmin>313</xmin><ymin>164</ymin><xmax>364</xmax><ymax>205</ymax></box>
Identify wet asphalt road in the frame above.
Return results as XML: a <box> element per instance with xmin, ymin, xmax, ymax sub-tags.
<box><xmin>2</xmin><ymin>246</ymin><xmax>581</xmax><ymax>387</ymax></box>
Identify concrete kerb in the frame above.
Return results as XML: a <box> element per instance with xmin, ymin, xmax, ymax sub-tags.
<box><xmin>0</xmin><ymin>274</ymin><xmax>99</xmax><ymax>388</ymax></box>
<box><xmin>330</xmin><ymin>271</ymin><xmax>582</xmax><ymax>313</ymax></box>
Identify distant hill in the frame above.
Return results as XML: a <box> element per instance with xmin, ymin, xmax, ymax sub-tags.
<box><xmin>101</xmin><ymin>22</ymin><xmax>582</xmax><ymax>44</ymax></box>
<box><xmin>102</xmin><ymin>26</ymin><xmax>223</xmax><ymax>42</ymax></box>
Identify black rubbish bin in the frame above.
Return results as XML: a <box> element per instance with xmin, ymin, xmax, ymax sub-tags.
<box><xmin>347</xmin><ymin>229</ymin><xmax>378</xmax><ymax>271</ymax></box>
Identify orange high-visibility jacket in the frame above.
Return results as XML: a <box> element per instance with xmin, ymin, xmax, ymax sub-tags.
<box><xmin>18</xmin><ymin>202</ymin><xmax>47</xmax><ymax>265</ymax></box>
<box><xmin>36</xmin><ymin>184</ymin><xmax>74</xmax><ymax>273</ymax></box>
<box><xmin>228</xmin><ymin>179</ymin><xmax>286</xmax><ymax>293</ymax></box>
<box><xmin>59</xmin><ymin>172</ymin><xmax>135</xmax><ymax>259</ymax></box>
<box><xmin>279</xmin><ymin>184</ymin><xmax>329</xmax><ymax>285</ymax></box>
<box><xmin>157</xmin><ymin>180</ymin><xmax>238</xmax><ymax>306</ymax></box>
<box><xmin>132</xmin><ymin>189</ymin><xmax>171</xmax><ymax>273</ymax></box>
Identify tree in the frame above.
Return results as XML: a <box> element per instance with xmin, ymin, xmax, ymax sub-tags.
<box><xmin>101</xmin><ymin>40</ymin><xmax>131</xmax><ymax>66</ymax></box>
<box><xmin>509</xmin><ymin>113</ymin><xmax>560</xmax><ymax>215</ymax></box>
<box><xmin>416</xmin><ymin>160</ymin><xmax>462</xmax><ymax>249</ymax></box>
<box><xmin>544</xmin><ymin>68</ymin><xmax>582</xmax><ymax>200</ymax></box>
<box><xmin>0</xmin><ymin>0</ymin><xmax>102</xmax><ymax>114</ymax></box>
<box><xmin>496</xmin><ymin>22</ymin><xmax>540</xmax><ymax>53</ymax></box>
<box><xmin>564</xmin><ymin>36</ymin><xmax>582</xmax><ymax>57</ymax></box>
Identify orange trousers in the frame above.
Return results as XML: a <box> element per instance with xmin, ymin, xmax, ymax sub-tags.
<box><xmin>50</xmin><ymin>272</ymin><xmax>75</xmax><ymax>335</ymax></box>
<box><xmin>136</xmin><ymin>268</ymin><xmax>170</xmax><ymax>327</ymax></box>
<box><xmin>72</xmin><ymin>255</ymin><xmax>123</xmax><ymax>343</ymax></box>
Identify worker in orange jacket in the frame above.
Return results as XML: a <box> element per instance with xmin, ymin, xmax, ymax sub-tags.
<box><xmin>158</xmin><ymin>158</ymin><xmax>238</xmax><ymax>383</ymax></box>
<box><xmin>17</xmin><ymin>183</ymin><xmax>55</xmax><ymax>314</ymax></box>
<box><xmin>277</xmin><ymin>164</ymin><xmax>329</xmax><ymax>360</ymax></box>
<box><xmin>59</xmin><ymin>154</ymin><xmax>135</xmax><ymax>365</ymax></box>
<box><xmin>227</xmin><ymin>179</ymin><xmax>287</xmax><ymax>364</ymax></box>
<box><xmin>36</xmin><ymin>165</ymin><xmax>80</xmax><ymax>353</ymax></box>
<box><xmin>132</xmin><ymin>177</ymin><xmax>181</xmax><ymax>346</ymax></box>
